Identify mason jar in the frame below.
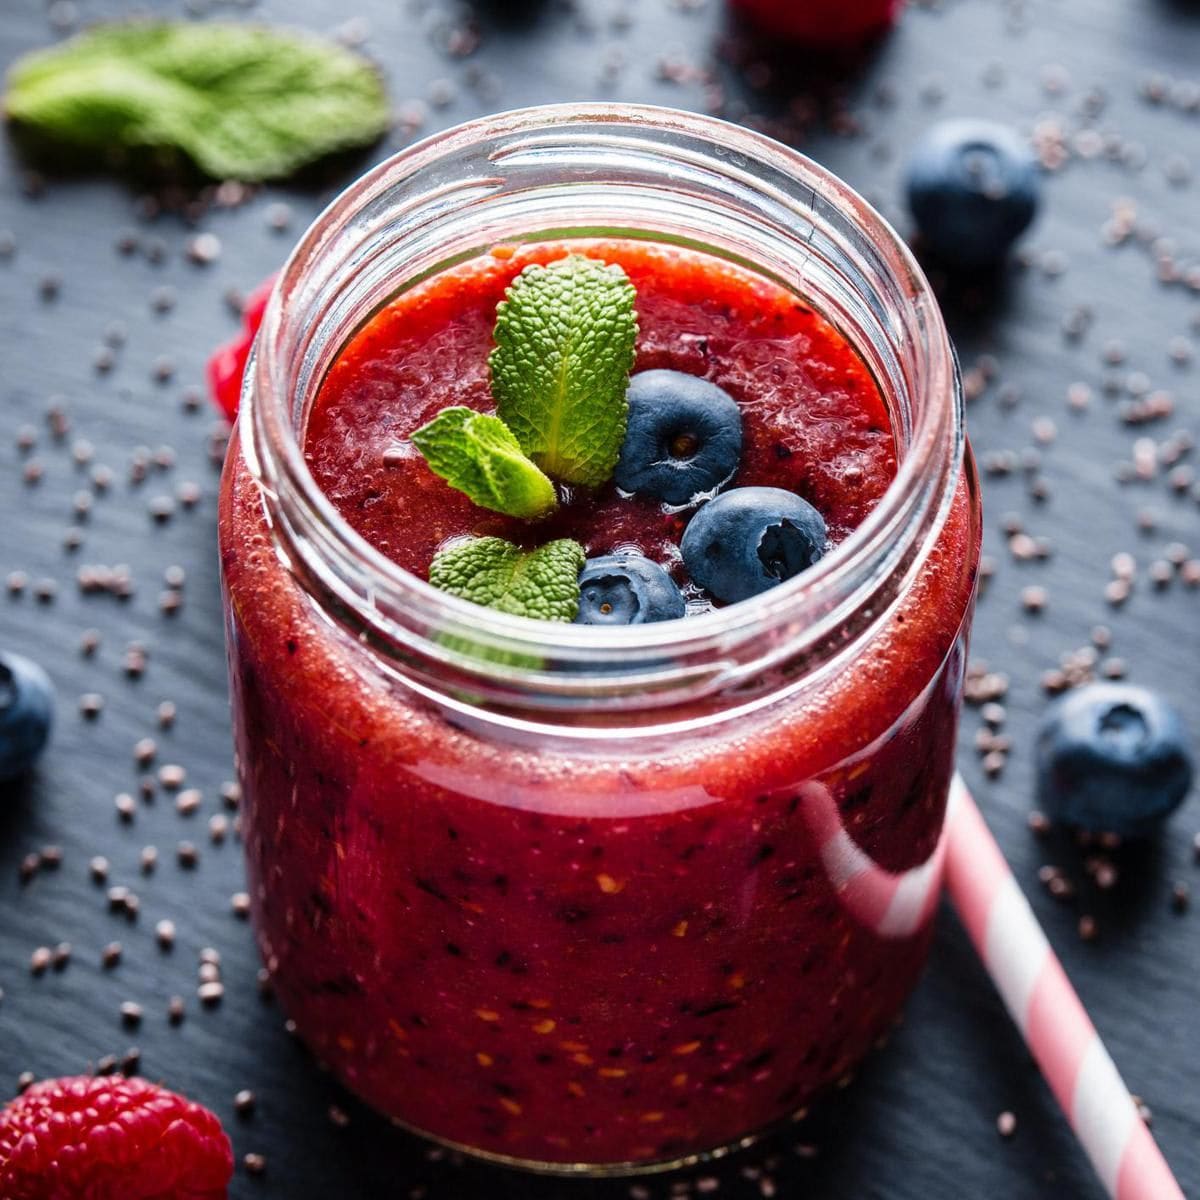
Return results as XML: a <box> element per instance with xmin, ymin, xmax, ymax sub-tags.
<box><xmin>218</xmin><ymin>103</ymin><xmax>982</xmax><ymax>1175</ymax></box>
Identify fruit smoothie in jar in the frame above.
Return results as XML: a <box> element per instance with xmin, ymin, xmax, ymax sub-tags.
<box><xmin>218</xmin><ymin>105</ymin><xmax>981</xmax><ymax>1173</ymax></box>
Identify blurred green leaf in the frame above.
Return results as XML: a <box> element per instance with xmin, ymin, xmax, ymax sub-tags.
<box><xmin>4</xmin><ymin>21</ymin><xmax>391</xmax><ymax>181</ymax></box>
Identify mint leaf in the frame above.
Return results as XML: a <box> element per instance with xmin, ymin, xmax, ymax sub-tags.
<box><xmin>429</xmin><ymin>537</ymin><xmax>586</xmax><ymax>622</ymax></box>
<box><xmin>491</xmin><ymin>255</ymin><xmax>638</xmax><ymax>489</ymax></box>
<box><xmin>4</xmin><ymin>22</ymin><xmax>390</xmax><ymax>181</ymax></box>
<box><xmin>411</xmin><ymin>407</ymin><xmax>558</xmax><ymax>519</ymax></box>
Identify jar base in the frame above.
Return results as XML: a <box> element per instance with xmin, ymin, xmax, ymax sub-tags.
<box><xmin>383</xmin><ymin>1106</ymin><xmax>809</xmax><ymax>1178</ymax></box>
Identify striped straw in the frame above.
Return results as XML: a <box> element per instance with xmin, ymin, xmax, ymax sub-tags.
<box><xmin>944</xmin><ymin>773</ymin><xmax>1186</xmax><ymax>1200</ymax></box>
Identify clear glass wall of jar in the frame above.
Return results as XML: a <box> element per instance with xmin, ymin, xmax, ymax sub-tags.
<box><xmin>218</xmin><ymin>104</ymin><xmax>982</xmax><ymax>1175</ymax></box>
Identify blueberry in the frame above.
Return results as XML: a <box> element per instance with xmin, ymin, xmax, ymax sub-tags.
<box><xmin>614</xmin><ymin>370</ymin><xmax>743</xmax><ymax>506</ymax></box>
<box><xmin>0</xmin><ymin>652</ymin><xmax>54</xmax><ymax>782</ymax></box>
<box><xmin>1035</xmin><ymin>683</ymin><xmax>1193</xmax><ymax>837</ymax></box>
<box><xmin>681</xmin><ymin>486</ymin><xmax>826</xmax><ymax>604</ymax></box>
<box><xmin>575</xmin><ymin>554</ymin><xmax>686</xmax><ymax>625</ymax></box>
<box><xmin>905</xmin><ymin>119</ymin><xmax>1040</xmax><ymax>268</ymax></box>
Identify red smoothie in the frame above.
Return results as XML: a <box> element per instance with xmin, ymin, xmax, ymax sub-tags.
<box><xmin>219</xmin><ymin>240</ymin><xmax>980</xmax><ymax>1168</ymax></box>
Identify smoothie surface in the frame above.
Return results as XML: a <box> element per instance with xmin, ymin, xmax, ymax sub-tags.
<box><xmin>304</xmin><ymin>240</ymin><xmax>898</xmax><ymax>590</ymax></box>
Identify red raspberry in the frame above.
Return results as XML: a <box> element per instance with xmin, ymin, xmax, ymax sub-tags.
<box><xmin>731</xmin><ymin>0</ymin><xmax>902</xmax><ymax>45</ymax></box>
<box><xmin>205</xmin><ymin>273</ymin><xmax>277</xmax><ymax>420</ymax></box>
<box><xmin>206</xmin><ymin>333</ymin><xmax>252</xmax><ymax>421</ymax></box>
<box><xmin>0</xmin><ymin>1075</ymin><xmax>233</xmax><ymax>1200</ymax></box>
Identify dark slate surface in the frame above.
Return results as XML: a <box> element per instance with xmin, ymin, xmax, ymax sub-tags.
<box><xmin>1</xmin><ymin>1</ymin><xmax>1199</xmax><ymax>1197</ymax></box>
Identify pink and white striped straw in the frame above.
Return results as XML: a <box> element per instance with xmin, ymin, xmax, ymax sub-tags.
<box><xmin>944</xmin><ymin>773</ymin><xmax>1186</xmax><ymax>1200</ymax></box>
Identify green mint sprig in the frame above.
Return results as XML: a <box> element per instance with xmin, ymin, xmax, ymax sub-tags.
<box><xmin>410</xmin><ymin>255</ymin><xmax>638</xmax><ymax>521</ymax></box>
<box><xmin>415</xmin><ymin>255</ymin><xmax>637</xmax><ymax>619</ymax></box>
<box><xmin>430</xmin><ymin>537</ymin><xmax>586</xmax><ymax>623</ymax></box>
<box><xmin>492</xmin><ymin>255</ymin><xmax>638</xmax><ymax>489</ymax></box>
<box><xmin>410</xmin><ymin>408</ymin><xmax>557</xmax><ymax>520</ymax></box>
<box><xmin>3</xmin><ymin>22</ymin><xmax>391</xmax><ymax>181</ymax></box>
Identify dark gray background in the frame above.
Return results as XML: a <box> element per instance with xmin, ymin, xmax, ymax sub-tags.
<box><xmin>1</xmin><ymin>0</ymin><xmax>1198</xmax><ymax>1197</ymax></box>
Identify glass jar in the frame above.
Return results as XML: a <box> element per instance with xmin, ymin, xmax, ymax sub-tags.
<box><xmin>218</xmin><ymin>103</ymin><xmax>981</xmax><ymax>1175</ymax></box>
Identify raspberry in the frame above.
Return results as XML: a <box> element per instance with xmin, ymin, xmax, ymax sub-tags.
<box><xmin>206</xmin><ymin>334</ymin><xmax>252</xmax><ymax>421</ymax></box>
<box><xmin>0</xmin><ymin>1075</ymin><xmax>233</xmax><ymax>1200</ymax></box>
<box><xmin>205</xmin><ymin>273</ymin><xmax>277</xmax><ymax>420</ymax></box>
<box><xmin>731</xmin><ymin>0</ymin><xmax>902</xmax><ymax>45</ymax></box>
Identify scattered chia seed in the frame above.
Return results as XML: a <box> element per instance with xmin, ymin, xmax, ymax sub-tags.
<box><xmin>1028</xmin><ymin>811</ymin><xmax>1051</xmax><ymax>837</ymax></box>
<box><xmin>982</xmin><ymin>750</ymin><xmax>1007</xmax><ymax>778</ymax></box>
<box><xmin>159</xmin><ymin>764</ymin><xmax>186</xmax><ymax>789</ymax></box>
<box><xmin>149</xmin><ymin>495</ymin><xmax>176</xmax><ymax>522</ymax></box>
<box><xmin>1020</xmin><ymin>585</ymin><xmax>1048</xmax><ymax>613</ymax></box>
<box><xmin>150</xmin><ymin>285</ymin><xmax>177</xmax><ymax>314</ymax></box>
<box><xmin>199</xmin><ymin>980</ymin><xmax>225</xmax><ymax>1006</ymax></box>
<box><xmin>187</xmin><ymin>233</ymin><xmax>222</xmax><ymax>265</ymax></box>
<box><xmin>1105</xmin><ymin>579</ymin><xmax>1131</xmax><ymax>606</ymax></box>
<box><xmin>266</xmin><ymin>202</ymin><xmax>293</xmax><ymax>232</ymax></box>
<box><xmin>176</xmin><ymin>789</ymin><xmax>202</xmax><ymax>816</ymax></box>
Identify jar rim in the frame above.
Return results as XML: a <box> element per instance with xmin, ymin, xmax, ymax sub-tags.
<box><xmin>247</xmin><ymin>102</ymin><xmax>962</xmax><ymax>705</ymax></box>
